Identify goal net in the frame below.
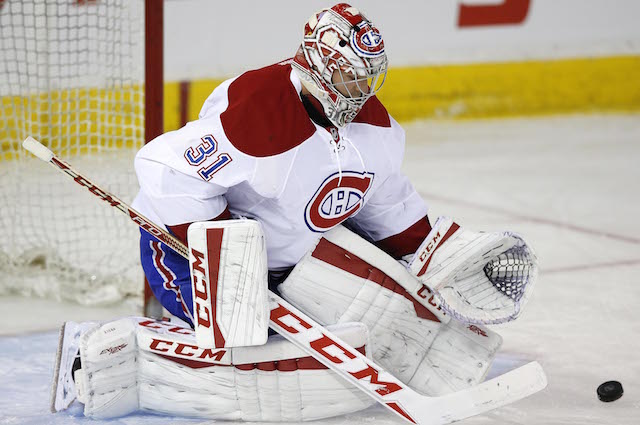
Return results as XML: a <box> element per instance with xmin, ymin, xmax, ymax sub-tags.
<box><xmin>0</xmin><ymin>0</ymin><xmax>148</xmax><ymax>307</ymax></box>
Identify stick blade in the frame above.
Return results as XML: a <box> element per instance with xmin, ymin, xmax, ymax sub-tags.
<box><xmin>428</xmin><ymin>361</ymin><xmax>547</xmax><ymax>424</ymax></box>
<box><xmin>22</xmin><ymin>136</ymin><xmax>54</xmax><ymax>162</ymax></box>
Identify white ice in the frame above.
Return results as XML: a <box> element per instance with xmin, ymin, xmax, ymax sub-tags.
<box><xmin>1</xmin><ymin>114</ymin><xmax>639</xmax><ymax>424</ymax></box>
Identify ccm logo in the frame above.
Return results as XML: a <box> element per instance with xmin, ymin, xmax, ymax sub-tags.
<box><xmin>418</xmin><ymin>231</ymin><xmax>442</xmax><ymax>262</ymax></box>
<box><xmin>51</xmin><ymin>157</ymin><xmax>166</xmax><ymax>239</ymax></box>
<box><xmin>139</xmin><ymin>319</ymin><xmax>194</xmax><ymax>335</ymax></box>
<box><xmin>271</xmin><ymin>304</ymin><xmax>402</xmax><ymax>397</ymax></box>
<box><xmin>416</xmin><ymin>284</ymin><xmax>444</xmax><ymax>313</ymax></box>
<box><xmin>54</xmin><ymin>157</ymin><xmax>120</xmax><ymax>207</ymax></box>
<box><xmin>149</xmin><ymin>338</ymin><xmax>227</xmax><ymax>362</ymax></box>
<box><xmin>190</xmin><ymin>248</ymin><xmax>212</xmax><ymax>329</ymax></box>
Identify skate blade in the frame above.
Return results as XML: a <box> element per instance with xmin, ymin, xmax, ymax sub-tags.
<box><xmin>50</xmin><ymin>322</ymin><xmax>83</xmax><ymax>413</ymax></box>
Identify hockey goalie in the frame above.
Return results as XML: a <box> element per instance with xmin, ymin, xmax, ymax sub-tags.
<box><xmin>51</xmin><ymin>3</ymin><xmax>540</xmax><ymax>422</ymax></box>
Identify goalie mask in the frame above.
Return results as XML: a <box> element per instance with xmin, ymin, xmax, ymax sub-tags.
<box><xmin>292</xmin><ymin>3</ymin><xmax>388</xmax><ymax>127</ymax></box>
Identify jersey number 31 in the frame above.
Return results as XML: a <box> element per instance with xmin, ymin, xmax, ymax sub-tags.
<box><xmin>184</xmin><ymin>134</ymin><xmax>232</xmax><ymax>181</ymax></box>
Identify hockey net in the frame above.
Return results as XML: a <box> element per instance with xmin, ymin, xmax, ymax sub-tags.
<box><xmin>0</xmin><ymin>0</ymin><xmax>149</xmax><ymax>307</ymax></box>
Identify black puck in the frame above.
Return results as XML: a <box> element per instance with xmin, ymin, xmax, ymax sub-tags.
<box><xmin>597</xmin><ymin>381</ymin><xmax>623</xmax><ymax>402</ymax></box>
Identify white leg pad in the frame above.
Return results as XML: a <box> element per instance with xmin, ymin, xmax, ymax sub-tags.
<box><xmin>76</xmin><ymin>318</ymin><xmax>139</xmax><ymax>418</ymax></box>
<box><xmin>278</xmin><ymin>226</ymin><xmax>503</xmax><ymax>396</ymax></box>
<box><xmin>74</xmin><ymin>317</ymin><xmax>373</xmax><ymax>421</ymax></box>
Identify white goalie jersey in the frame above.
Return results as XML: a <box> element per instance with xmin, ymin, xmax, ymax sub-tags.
<box><xmin>132</xmin><ymin>60</ymin><xmax>429</xmax><ymax>270</ymax></box>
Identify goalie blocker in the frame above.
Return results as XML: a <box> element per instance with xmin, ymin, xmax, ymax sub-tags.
<box><xmin>187</xmin><ymin>220</ymin><xmax>269</xmax><ymax>349</ymax></box>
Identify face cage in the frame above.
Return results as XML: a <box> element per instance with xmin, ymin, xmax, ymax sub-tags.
<box><xmin>322</xmin><ymin>55</ymin><xmax>388</xmax><ymax>124</ymax></box>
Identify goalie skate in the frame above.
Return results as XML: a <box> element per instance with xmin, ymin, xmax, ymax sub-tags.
<box><xmin>50</xmin><ymin>321</ymin><xmax>95</xmax><ymax>413</ymax></box>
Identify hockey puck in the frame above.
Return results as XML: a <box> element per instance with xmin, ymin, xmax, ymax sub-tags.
<box><xmin>597</xmin><ymin>381</ymin><xmax>623</xmax><ymax>402</ymax></box>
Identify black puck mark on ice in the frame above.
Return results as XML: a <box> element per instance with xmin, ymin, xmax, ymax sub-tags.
<box><xmin>597</xmin><ymin>381</ymin><xmax>623</xmax><ymax>402</ymax></box>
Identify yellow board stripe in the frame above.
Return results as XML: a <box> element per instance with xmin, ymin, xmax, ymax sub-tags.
<box><xmin>4</xmin><ymin>55</ymin><xmax>639</xmax><ymax>161</ymax></box>
<box><xmin>377</xmin><ymin>55</ymin><xmax>640</xmax><ymax>121</ymax></box>
<box><xmin>181</xmin><ymin>55</ymin><xmax>640</xmax><ymax>124</ymax></box>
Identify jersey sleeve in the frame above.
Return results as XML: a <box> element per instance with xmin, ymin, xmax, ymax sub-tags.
<box><xmin>132</xmin><ymin>118</ymin><xmax>255</xmax><ymax>228</ymax></box>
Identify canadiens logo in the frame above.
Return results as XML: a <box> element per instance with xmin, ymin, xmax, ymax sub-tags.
<box><xmin>360</xmin><ymin>30</ymin><xmax>382</xmax><ymax>48</ymax></box>
<box><xmin>351</xmin><ymin>25</ymin><xmax>385</xmax><ymax>58</ymax></box>
<box><xmin>305</xmin><ymin>171</ymin><xmax>374</xmax><ymax>233</ymax></box>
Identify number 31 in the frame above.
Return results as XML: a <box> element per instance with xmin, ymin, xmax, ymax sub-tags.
<box><xmin>184</xmin><ymin>134</ymin><xmax>232</xmax><ymax>181</ymax></box>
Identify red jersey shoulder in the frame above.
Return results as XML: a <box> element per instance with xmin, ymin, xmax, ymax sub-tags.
<box><xmin>352</xmin><ymin>95</ymin><xmax>391</xmax><ymax>128</ymax></box>
<box><xmin>220</xmin><ymin>62</ymin><xmax>317</xmax><ymax>157</ymax></box>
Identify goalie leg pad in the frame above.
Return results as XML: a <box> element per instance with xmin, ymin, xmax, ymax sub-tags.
<box><xmin>73</xmin><ymin>317</ymin><xmax>373</xmax><ymax>421</ymax></box>
<box><xmin>76</xmin><ymin>318</ymin><xmax>140</xmax><ymax>418</ymax></box>
<box><xmin>278</xmin><ymin>226</ymin><xmax>502</xmax><ymax>396</ymax></box>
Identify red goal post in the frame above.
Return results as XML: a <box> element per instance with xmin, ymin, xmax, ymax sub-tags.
<box><xmin>144</xmin><ymin>0</ymin><xmax>164</xmax><ymax>317</ymax></box>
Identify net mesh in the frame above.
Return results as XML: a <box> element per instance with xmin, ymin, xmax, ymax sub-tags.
<box><xmin>483</xmin><ymin>245</ymin><xmax>535</xmax><ymax>303</ymax></box>
<box><xmin>0</xmin><ymin>0</ymin><xmax>145</xmax><ymax>306</ymax></box>
<box><xmin>437</xmin><ymin>234</ymin><xmax>538</xmax><ymax>325</ymax></box>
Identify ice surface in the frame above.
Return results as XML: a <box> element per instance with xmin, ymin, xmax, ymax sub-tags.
<box><xmin>1</xmin><ymin>114</ymin><xmax>639</xmax><ymax>424</ymax></box>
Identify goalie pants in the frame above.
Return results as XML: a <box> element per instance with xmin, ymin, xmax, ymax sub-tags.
<box><xmin>140</xmin><ymin>229</ymin><xmax>291</xmax><ymax>327</ymax></box>
<box><xmin>140</xmin><ymin>229</ymin><xmax>194</xmax><ymax>323</ymax></box>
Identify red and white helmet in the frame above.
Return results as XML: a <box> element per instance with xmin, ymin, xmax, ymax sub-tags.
<box><xmin>292</xmin><ymin>3</ymin><xmax>388</xmax><ymax>127</ymax></box>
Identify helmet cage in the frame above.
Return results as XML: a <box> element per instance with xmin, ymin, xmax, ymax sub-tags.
<box><xmin>294</xmin><ymin>5</ymin><xmax>388</xmax><ymax>127</ymax></box>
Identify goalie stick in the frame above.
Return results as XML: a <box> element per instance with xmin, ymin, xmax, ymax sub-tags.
<box><xmin>23</xmin><ymin>136</ymin><xmax>546</xmax><ymax>425</ymax></box>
